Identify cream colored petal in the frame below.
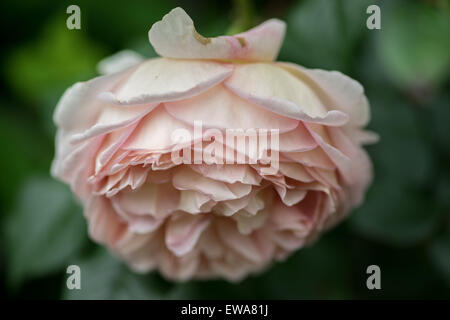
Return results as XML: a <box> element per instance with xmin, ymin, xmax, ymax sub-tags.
<box><xmin>279</xmin><ymin>62</ymin><xmax>370</xmax><ymax>127</ymax></box>
<box><xmin>165</xmin><ymin>213</ymin><xmax>210</xmax><ymax>256</ymax></box>
<box><xmin>149</xmin><ymin>7</ymin><xmax>285</xmax><ymax>61</ymax></box>
<box><xmin>100</xmin><ymin>58</ymin><xmax>233</xmax><ymax>105</ymax></box>
<box><xmin>165</xmin><ymin>84</ymin><xmax>298</xmax><ymax>131</ymax></box>
<box><xmin>225</xmin><ymin>63</ymin><xmax>349</xmax><ymax>126</ymax></box>
<box><xmin>97</xmin><ymin>50</ymin><xmax>145</xmax><ymax>75</ymax></box>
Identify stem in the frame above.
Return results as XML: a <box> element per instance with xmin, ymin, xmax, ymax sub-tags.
<box><xmin>226</xmin><ymin>0</ymin><xmax>256</xmax><ymax>35</ymax></box>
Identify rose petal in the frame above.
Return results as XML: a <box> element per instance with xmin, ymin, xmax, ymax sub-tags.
<box><xmin>100</xmin><ymin>58</ymin><xmax>233</xmax><ymax>105</ymax></box>
<box><xmin>165</xmin><ymin>84</ymin><xmax>298</xmax><ymax>131</ymax></box>
<box><xmin>225</xmin><ymin>63</ymin><xmax>349</xmax><ymax>126</ymax></box>
<box><xmin>97</xmin><ymin>50</ymin><xmax>145</xmax><ymax>76</ymax></box>
<box><xmin>149</xmin><ymin>7</ymin><xmax>285</xmax><ymax>62</ymax></box>
<box><xmin>279</xmin><ymin>62</ymin><xmax>370</xmax><ymax>127</ymax></box>
<box><xmin>165</xmin><ymin>213</ymin><xmax>210</xmax><ymax>256</ymax></box>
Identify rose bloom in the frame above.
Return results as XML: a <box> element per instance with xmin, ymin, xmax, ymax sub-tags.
<box><xmin>52</xmin><ymin>8</ymin><xmax>377</xmax><ymax>281</ymax></box>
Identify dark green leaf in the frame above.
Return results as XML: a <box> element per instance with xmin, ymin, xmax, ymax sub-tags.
<box><xmin>350</xmin><ymin>177</ymin><xmax>438</xmax><ymax>246</ymax></box>
<box><xmin>64</xmin><ymin>248</ymin><xmax>173</xmax><ymax>300</ymax></box>
<box><xmin>5</xmin><ymin>17</ymin><xmax>105</xmax><ymax>135</ymax></box>
<box><xmin>3</xmin><ymin>175</ymin><xmax>86</xmax><ymax>288</ymax></box>
<box><xmin>430</xmin><ymin>230</ymin><xmax>450</xmax><ymax>286</ymax></box>
<box><xmin>280</xmin><ymin>0</ymin><xmax>373</xmax><ymax>71</ymax></box>
<box><xmin>378</xmin><ymin>2</ymin><xmax>450</xmax><ymax>88</ymax></box>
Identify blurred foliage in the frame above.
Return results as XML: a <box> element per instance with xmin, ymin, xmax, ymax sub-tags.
<box><xmin>378</xmin><ymin>1</ymin><xmax>450</xmax><ymax>89</ymax></box>
<box><xmin>2</xmin><ymin>176</ymin><xmax>86</xmax><ymax>289</ymax></box>
<box><xmin>0</xmin><ymin>0</ymin><xmax>449</xmax><ymax>300</ymax></box>
<box><xmin>6</xmin><ymin>18</ymin><xmax>104</xmax><ymax>135</ymax></box>
<box><xmin>64</xmin><ymin>249</ymin><xmax>173</xmax><ymax>300</ymax></box>
<box><xmin>280</xmin><ymin>0</ymin><xmax>374</xmax><ymax>71</ymax></box>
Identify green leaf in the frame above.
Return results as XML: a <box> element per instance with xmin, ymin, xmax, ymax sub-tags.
<box><xmin>64</xmin><ymin>248</ymin><xmax>173</xmax><ymax>300</ymax></box>
<box><xmin>368</xmin><ymin>92</ymin><xmax>436</xmax><ymax>187</ymax></box>
<box><xmin>350</xmin><ymin>177</ymin><xmax>438</xmax><ymax>246</ymax></box>
<box><xmin>430</xmin><ymin>94</ymin><xmax>450</xmax><ymax>157</ymax></box>
<box><xmin>0</xmin><ymin>107</ymin><xmax>52</xmax><ymax>208</ymax></box>
<box><xmin>378</xmin><ymin>2</ymin><xmax>450</xmax><ymax>88</ymax></box>
<box><xmin>280</xmin><ymin>0</ymin><xmax>373</xmax><ymax>71</ymax></box>
<box><xmin>159</xmin><ymin>233</ymin><xmax>354</xmax><ymax>299</ymax></box>
<box><xmin>260</xmin><ymin>233</ymin><xmax>354</xmax><ymax>299</ymax></box>
<box><xmin>436</xmin><ymin>173</ymin><xmax>450</xmax><ymax>212</ymax></box>
<box><xmin>3</xmin><ymin>175</ymin><xmax>87</xmax><ymax>288</ymax></box>
<box><xmin>430</xmin><ymin>230</ymin><xmax>450</xmax><ymax>286</ymax></box>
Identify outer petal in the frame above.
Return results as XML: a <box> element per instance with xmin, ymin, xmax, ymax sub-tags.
<box><xmin>97</xmin><ymin>50</ymin><xmax>145</xmax><ymax>76</ymax></box>
<box><xmin>54</xmin><ymin>71</ymin><xmax>127</xmax><ymax>133</ymax></box>
<box><xmin>279</xmin><ymin>62</ymin><xmax>370</xmax><ymax>127</ymax></box>
<box><xmin>225</xmin><ymin>63</ymin><xmax>349</xmax><ymax>126</ymax></box>
<box><xmin>100</xmin><ymin>58</ymin><xmax>233</xmax><ymax>105</ymax></box>
<box><xmin>149</xmin><ymin>7</ymin><xmax>285</xmax><ymax>62</ymax></box>
<box><xmin>165</xmin><ymin>84</ymin><xmax>298</xmax><ymax>131</ymax></box>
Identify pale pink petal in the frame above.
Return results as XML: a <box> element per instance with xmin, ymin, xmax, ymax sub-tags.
<box><xmin>198</xmin><ymin>227</ymin><xmax>224</xmax><ymax>259</ymax></box>
<box><xmin>69</xmin><ymin>103</ymin><xmax>156</xmax><ymax>144</ymax></box>
<box><xmin>84</xmin><ymin>196</ymin><xmax>127</xmax><ymax>246</ymax></box>
<box><xmin>233</xmin><ymin>209</ymin><xmax>268</xmax><ymax>235</ymax></box>
<box><xmin>278</xmin><ymin>162</ymin><xmax>315</xmax><ymax>183</ymax></box>
<box><xmin>225</xmin><ymin>63</ymin><xmax>349</xmax><ymax>126</ymax></box>
<box><xmin>190</xmin><ymin>164</ymin><xmax>261</xmax><ymax>185</ymax></box>
<box><xmin>115</xmin><ymin>182</ymin><xmax>179</xmax><ymax>219</ymax></box>
<box><xmin>304</xmin><ymin>123</ymin><xmax>352</xmax><ymax>183</ymax></box>
<box><xmin>94</xmin><ymin>123</ymin><xmax>138</xmax><ymax>174</ymax></box>
<box><xmin>279</xmin><ymin>62</ymin><xmax>370</xmax><ymax>127</ymax></box>
<box><xmin>165</xmin><ymin>213</ymin><xmax>210</xmax><ymax>256</ymax></box>
<box><xmin>53</xmin><ymin>70</ymin><xmax>128</xmax><ymax>132</ymax></box>
<box><xmin>277</xmin><ymin>122</ymin><xmax>317</xmax><ymax>152</ymax></box>
<box><xmin>343</xmin><ymin>127</ymin><xmax>380</xmax><ymax>145</ymax></box>
<box><xmin>165</xmin><ymin>84</ymin><xmax>298</xmax><ymax>131</ymax></box>
<box><xmin>100</xmin><ymin>58</ymin><xmax>233</xmax><ymax>105</ymax></box>
<box><xmin>116</xmin><ymin>231</ymin><xmax>163</xmax><ymax>272</ymax></box>
<box><xmin>283</xmin><ymin>148</ymin><xmax>336</xmax><ymax>170</ymax></box>
<box><xmin>328</xmin><ymin>127</ymin><xmax>373</xmax><ymax>206</ymax></box>
<box><xmin>97</xmin><ymin>50</ymin><xmax>145</xmax><ymax>76</ymax></box>
<box><xmin>112</xmin><ymin>198</ymin><xmax>164</xmax><ymax>234</ymax></box>
<box><xmin>305</xmin><ymin>167</ymin><xmax>340</xmax><ymax>190</ymax></box>
<box><xmin>214</xmin><ymin>189</ymin><xmax>266</xmax><ymax>216</ymax></box>
<box><xmin>178</xmin><ymin>190</ymin><xmax>216</xmax><ymax>214</ymax></box>
<box><xmin>172</xmin><ymin>167</ymin><xmax>251</xmax><ymax>201</ymax></box>
<box><xmin>216</xmin><ymin>219</ymin><xmax>265</xmax><ymax>263</ymax></box>
<box><xmin>274</xmin><ymin>185</ymin><xmax>307</xmax><ymax>206</ymax></box>
<box><xmin>148</xmin><ymin>7</ymin><xmax>285</xmax><ymax>62</ymax></box>
<box><xmin>123</xmin><ymin>105</ymin><xmax>193</xmax><ymax>152</ymax></box>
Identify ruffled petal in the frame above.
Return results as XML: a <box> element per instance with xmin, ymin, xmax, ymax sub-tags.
<box><xmin>165</xmin><ymin>213</ymin><xmax>210</xmax><ymax>256</ymax></box>
<box><xmin>123</xmin><ymin>105</ymin><xmax>193</xmax><ymax>152</ymax></box>
<box><xmin>114</xmin><ymin>182</ymin><xmax>180</xmax><ymax>219</ymax></box>
<box><xmin>173</xmin><ymin>167</ymin><xmax>250</xmax><ymax>201</ymax></box>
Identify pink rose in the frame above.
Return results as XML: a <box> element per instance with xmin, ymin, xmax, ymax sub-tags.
<box><xmin>52</xmin><ymin>7</ymin><xmax>376</xmax><ymax>281</ymax></box>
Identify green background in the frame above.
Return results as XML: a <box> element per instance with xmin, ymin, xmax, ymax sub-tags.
<box><xmin>0</xmin><ymin>0</ymin><xmax>449</xmax><ymax>299</ymax></box>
